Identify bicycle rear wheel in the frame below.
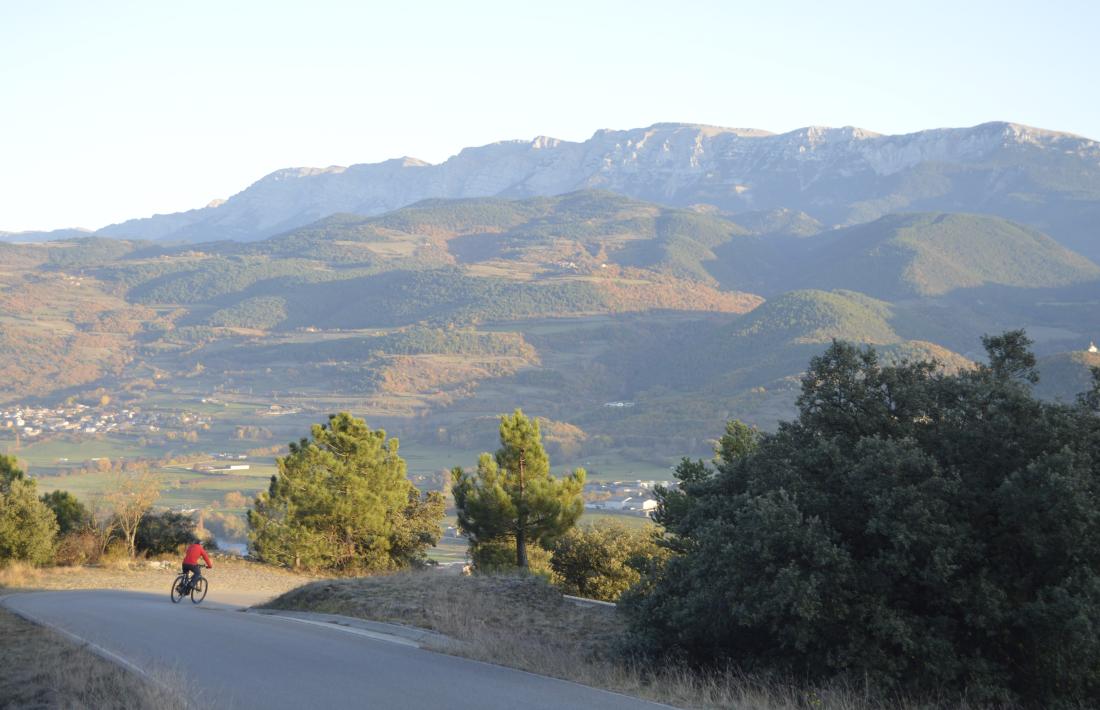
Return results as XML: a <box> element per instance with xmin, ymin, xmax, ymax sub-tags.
<box><xmin>190</xmin><ymin>577</ymin><xmax>208</xmax><ymax>603</ymax></box>
<box><xmin>170</xmin><ymin>575</ymin><xmax>187</xmax><ymax>603</ymax></box>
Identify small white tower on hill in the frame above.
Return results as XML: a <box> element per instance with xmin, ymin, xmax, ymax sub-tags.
<box><xmin>1089</xmin><ymin>341</ymin><xmax>1099</xmax><ymax>354</ymax></box>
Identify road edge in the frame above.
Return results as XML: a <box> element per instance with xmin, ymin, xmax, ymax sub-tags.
<box><xmin>0</xmin><ymin>591</ymin><xmax>162</xmax><ymax>686</ymax></box>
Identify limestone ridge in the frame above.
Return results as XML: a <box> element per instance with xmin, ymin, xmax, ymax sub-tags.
<box><xmin>97</xmin><ymin>122</ymin><xmax>1100</xmax><ymax>257</ymax></box>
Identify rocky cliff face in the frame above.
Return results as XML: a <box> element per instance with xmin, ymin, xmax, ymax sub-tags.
<box><xmin>99</xmin><ymin>121</ymin><xmax>1100</xmax><ymax>257</ymax></box>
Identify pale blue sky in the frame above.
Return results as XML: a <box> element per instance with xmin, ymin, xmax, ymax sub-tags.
<box><xmin>1</xmin><ymin>0</ymin><xmax>1096</xmax><ymax>231</ymax></box>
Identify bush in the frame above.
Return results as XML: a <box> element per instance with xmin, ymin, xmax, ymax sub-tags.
<box><xmin>622</xmin><ymin>333</ymin><xmax>1100</xmax><ymax>706</ymax></box>
<box><xmin>40</xmin><ymin>490</ymin><xmax>90</xmax><ymax>536</ymax></box>
<box><xmin>470</xmin><ymin>538</ymin><xmax>554</xmax><ymax>580</ymax></box>
<box><xmin>54</xmin><ymin>530</ymin><xmax>102</xmax><ymax>566</ymax></box>
<box><xmin>134</xmin><ymin>511</ymin><xmax>201</xmax><ymax>556</ymax></box>
<box><xmin>550</xmin><ymin>521</ymin><xmax>666</xmax><ymax>602</ymax></box>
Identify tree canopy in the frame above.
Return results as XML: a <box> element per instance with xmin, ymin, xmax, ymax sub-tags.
<box><xmin>0</xmin><ymin>456</ymin><xmax>57</xmax><ymax>565</ymax></box>
<box><xmin>248</xmin><ymin>413</ymin><xmax>444</xmax><ymax>573</ymax></box>
<box><xmin>622</xmin><ymin>331</ymin><xmax>1100</xmax><ymax>706</ymax></box>
<box><xmin>40</xmin><ymin>490</ymin><xmax>90</xmax><ymax>536</ymax></box>
<box><xmin>452</xmin><ymin>409</ymin><xmax>585</xmax><ymax>568</ymax></box>
<box><xmin>550</xmin><ymin>521</ymin><xmax>666</xmax><ymax>602</ymax></box>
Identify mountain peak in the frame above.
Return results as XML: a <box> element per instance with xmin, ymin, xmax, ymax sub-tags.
<box><xmin>96</xmin><ymin>120</ymin><xmax>1100</xmax><ymax>258</ymax></box>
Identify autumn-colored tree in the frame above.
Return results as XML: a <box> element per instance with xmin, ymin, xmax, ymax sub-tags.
<box><xmin>104</xmin><ymin>469</ymin><xmax>160</xmax><ymax>558</ymax></box>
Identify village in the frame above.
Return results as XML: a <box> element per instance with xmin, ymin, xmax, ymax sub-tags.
<box><xmin>583</xmin><ymin>478</ymin><xmax>676</xmax><ymax>516</ymax></box>
<box><xmin>0</xmin><ymin>403</ymin><xmax>211</xmax><ymax>440</ymax></box>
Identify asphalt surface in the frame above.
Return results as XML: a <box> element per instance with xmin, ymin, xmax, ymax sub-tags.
<box><xmin>3</xmin><ymin>590</ymin><xmax>665</xmax><ymax>710</ymax></box>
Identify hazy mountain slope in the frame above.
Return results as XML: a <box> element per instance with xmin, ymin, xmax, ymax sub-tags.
<box><xmin>1034</xmin><ymin>350</ymin><xmax>1100</xmax><ymax>403</ymax></box>
<box><xmin>97</xmin><ymin>122</ymin><xmax>1100</xmax><ymax>259</ymax></box>
<box><xmin>0</xmin><ymin>228</ymin><xmax>96</xmax><ymax>243</ymax></box>
<box><xmin>794</xmin><ymin>213</ymin><xmax>1100</xmax><ymax>299</ymax></box>
<box><xmin>569</xmin><ymin>290</ymin><xmax>972</xmax><ymax>445</ymax></box>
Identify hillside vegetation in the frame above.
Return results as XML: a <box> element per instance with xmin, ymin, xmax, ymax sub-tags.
<box><xmin>2</xmin><ymin>191</ymin><xmax>1098</xmax><ymax>462</ymax></box>
<box><xmin>798</xmin><ymin>213</ymin><xmax>1100</xmax><ymax>299</ymax></box>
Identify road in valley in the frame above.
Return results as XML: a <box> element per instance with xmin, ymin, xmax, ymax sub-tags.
<box><xmin>3</xmin><ymin>590</ymin><xmax>666</xmax><ymax>709</ymax></box>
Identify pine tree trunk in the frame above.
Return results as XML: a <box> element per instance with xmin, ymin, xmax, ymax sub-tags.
<box><xmin>516</xmin><ymin>527</ymin><xmax>528</xmax><ymax>568</ymax></box>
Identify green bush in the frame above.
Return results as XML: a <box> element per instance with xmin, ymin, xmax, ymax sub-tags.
<box><xmin>134</xmin><ymin>511</ymin><xmax>204</xmax><ymax>556</ymax></box>
<box><xmin>549</xmin><ymin>521</ymin><xmax>666</xmax><ymax>602</ymax></box>
<box><xmin>40</xmin><ymin>490</ymin><xmax>90</xmax><ymax>536</ymax></box>
<box><xmin>470</xmin><ymin>538</ymin><xmax>554</xmax><ymax>580</ymax></box>
<box><xmin>622</xmin><ymin>332</ymin><xmax>1100</xmax><ymax>707</ymax></box>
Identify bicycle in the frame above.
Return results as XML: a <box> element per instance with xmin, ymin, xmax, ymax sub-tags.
<box><xmin>170</xmin><ymin>566</ymin><xmax>209</xmax><ymax>604</ymax></box>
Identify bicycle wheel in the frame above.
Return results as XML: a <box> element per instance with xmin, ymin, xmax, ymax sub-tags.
<box><xmin>190</xmin><ymin>577</ymin><xmax>208</xmax><ymax>604</ymax></box>
<box><xmin>170</xmin><ymin>575</ymin><xmax>187</xmax><ymax>603</ymax></box>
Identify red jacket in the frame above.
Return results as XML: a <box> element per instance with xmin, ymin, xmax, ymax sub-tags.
<box><xmin>183</xmin><ymin>543</ymin><xmax>213</xmax><ymax>567</ymax></box>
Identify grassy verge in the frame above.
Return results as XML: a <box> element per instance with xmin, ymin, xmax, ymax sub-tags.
<box><xmin>262</xmin><ymin>571</ymin><xmax>926</xmax><ymax>710</ymax></box>
<box><xmin>0</xmin><ymin>604</ymin><xmax>188</xmax><ymax>709</ymax></box>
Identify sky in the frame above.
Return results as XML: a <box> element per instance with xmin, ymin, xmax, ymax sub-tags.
<box><xmin>1</xmin><ymin>0</ymin><xmax>1097</xmax><ymax>232</ymax></box>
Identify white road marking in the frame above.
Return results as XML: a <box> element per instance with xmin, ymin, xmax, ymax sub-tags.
<box><xmin>260</xmin><ymin>613</ymin><xmax>420</xmax><ymax>647</ymax></box>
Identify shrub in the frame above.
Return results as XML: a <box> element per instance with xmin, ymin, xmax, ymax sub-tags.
<box><xmin>550</xmin><ymin>521</ymin><xmax>666</xmax><ymax>602</ymax></box>
<box><xmin>54</xmin><ymin>530</ymin><xmax>102</xmax><ymax>566</ymax></box>
<box><xmin>40</xmin><ymin>490</ymin><xmax>91</xmax><ymax>536</ymax></box>
<box><xmin>134</xmin><ymin>511</ymin><xmax>201</xmax><ymax>556</ymax></box>
<box><xmin>470</xmin><ymin>538</ymin><xmax>554</xmax><ymax>580</ymax></box>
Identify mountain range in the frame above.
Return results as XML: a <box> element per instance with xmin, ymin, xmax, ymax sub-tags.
<box><xmin>2</xmin><ymin>120</ymin><xmax>1099</xmax><ymax>463</ymax></box>
<box><xmin>82</xmin><ymin>121</ymin><xmax>1100</xmax><ymax>260</ymax></box>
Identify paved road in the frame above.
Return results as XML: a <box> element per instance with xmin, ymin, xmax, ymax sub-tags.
<box><xmin>3</xmin><ymin>590</ymin><xmax>664</xmax><ymax>710</ymax></box>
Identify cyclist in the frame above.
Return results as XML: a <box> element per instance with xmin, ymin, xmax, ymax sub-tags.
<box><xmin>181</xmin><ymin>537</ymin><xmax>213</xmax><ymax>589</ymax></box>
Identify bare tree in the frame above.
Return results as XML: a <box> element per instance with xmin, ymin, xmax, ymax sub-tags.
<box><xmin>104</xmin><ymin>469</ymin><xmax>160</xmax><ymax>558</ymax></box>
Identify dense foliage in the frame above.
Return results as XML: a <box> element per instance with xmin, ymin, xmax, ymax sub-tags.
<box><xmin>452</xmin><ymin>410</ymin><xmax>585</xmax><ymax>568</ymax></box>
<box><xmin>622</xmin><ymin>332</ymin><xmax>1100</xmax><ymax>706</ymax></box>
<box><xmin>39</xmin><ymin>490</ymin><xmax>90</xmax><ymax>536</ymax></box>
<box><xmin>0</xmin><ymin>456</ymin><xmax>58</xmax><ymax>565</ymax></box>
<box><xmin>549</xmin><ymin>521</ymin><xmax>666</xmax><ymax>602</ymax></box>
<box><xmin>135</xmin><ymin>510</ymin><xmax>207</xmax><ymax>555</ymax></box>
<box><xmin>248</xmin><ymin>413</ymin><xmax>444</xmax><ymax>573</ymax></box>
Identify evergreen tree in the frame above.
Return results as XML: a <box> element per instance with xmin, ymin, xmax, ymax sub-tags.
<box><xmin>135</xmin><ymin>510</ymin><xmax>205</xmax><ymax>555</ymax></box>
<box><xmin>0</xmin><ymin>457</ymin><xmax>57</xmax><ymax>565</ymax></box>
<box><xmin>621</xmin><ymin>333</ymin><xmax>1100</xmax><ymax>706</ymax></box>
<box><xmin>0</xmin><ymin>454</ymin><xmax>25</xmax><ymax>494</ymax></box>
<box><xmin>40</xmin><ymin>490</ymin><xmax>90</xmax><ymax>536</ymax></box>
<box><xmin>452</xmin><ymin>409</ymin><xmax>585</xmax><ymax>568</ymax></box>
<box><xmin>248</xmin><ymin>413</ymin><xmax>443</xmax><ymax>573</ymax></box>
<box><xmin>550</xmin><ymin>521</ymin><xmax>667</xmax><ymax>601</ymax></box>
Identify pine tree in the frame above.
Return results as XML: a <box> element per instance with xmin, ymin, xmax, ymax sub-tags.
<box><xmin>452</xmin><ymin>409</ymin><xmax>585</xmax><ymax>568</ymax></box>
<box><xmin>248</xmin><ymin>413</ymin><xmax>443</xmax><ymax>573</ymax></box>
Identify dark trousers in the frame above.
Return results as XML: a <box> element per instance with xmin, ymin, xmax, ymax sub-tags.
<box><xmin>182</xmin><ymin>563</ymin><xmax>201</xmax><ymax>586</ymax></box>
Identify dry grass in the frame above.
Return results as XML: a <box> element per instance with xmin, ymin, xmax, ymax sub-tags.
<box><xmin>262</xmin><ymin>571</ymin><xmax>950</xmax><ymax>710</ymax></box>
<box><xmin>0</xmin><ymin>561</ymin><xmax>45</xmax><ymax>589</ymax></box>
<box><xmin>0</xmin><ymin>606</ymin><xmax>189</xmax><ymax>709</ymax></box>
<box><xmin>0</xmin><ymin>554</ymin><xmax>315</xmax><ymax>603</ymax></box>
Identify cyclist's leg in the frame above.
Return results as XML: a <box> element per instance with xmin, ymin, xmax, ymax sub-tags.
<box><xmin>182</xmin><ymin>563</ymin><xmax>199</xmax><ymax>587</ymax></box>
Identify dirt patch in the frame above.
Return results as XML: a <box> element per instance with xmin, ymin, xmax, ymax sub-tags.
<box><xmin>0</xmin><ymin>606</ymin><xmax>187</xmax><ymax>709</ymax></box>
